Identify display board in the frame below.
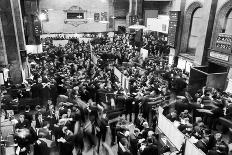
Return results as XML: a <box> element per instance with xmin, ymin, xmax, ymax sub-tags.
<box><xmin>216</xmin><ymin>33</ymin><xmax>232</xmax><ymax>51</ymax></box>
<box><xmin>186</xmin><ymin>61</ymin><xmax>193</xmax><ymax>73</ymax></box>
<box><xmin>177</xmin><ymin>57</ymin><xmax>186</xmax><ymax>70</ymax></box>
<box><xmin>158</xmin><ymin>109</ymin><xmax>185</xmax><ymax>150</ymax></box>
<box><xmin>26</xmin><ymin>44</ymin><xmax>43</xmax><ymax>54</ymax></box>
<box><xmin>114</xmin><ymin>67</ymin><xmax>122</xmax><ymax>82</ymax></box>
<box><xmin>184</xmin><ymin>139</ymin><xmax>206</xmax><ymax>155</ymax></box>
<box><xmin>79</xmin><ymin>38</ymin><xmax>92</xmax><ymax>43</ymax></box>
<box><xmin>92</xmin><ymin>53</ymin><xmax>98</xmax><ymax>65</ymax></box>
<box><xmin>53</xmin><ymin>40</ymin><xmax>69</xmax><ymax>47</ymax></box>
<box><xmin>0</xmin><ymin>73</ymin><xmax>4</xmax><ymax>85</ymax></box>
<box><xmin>3</xmin><ymin>68</ymin><xmax>9</xmax><ymax>81</ymax></box>
<box><xmin>144</xmin><ymin>10</ymin><xmax>158</xmax><ymax>25</ymax></box>
<box><xmin>226</xmin><ymin>79</ymin><xmax>232</xmax><ymax>93</ymax></box>
<box><xmin>140</xmin><ymin>48</ymin><xmax>149</xmax><ymax>60</ymax></box>
<box><xmin>147</xmin><ymin>17</ymin><xmax>169</xmax><ymax>34</ymax></box>
<box><xmin>0</xmin><ymin>120</ymin><xmax>14</xmax><ymax>139</ymax></box>
<box><xmin>40</xmin><ymin>33</ymin><xmax>83</xmax><ymax>39</ymax></box>
<box><xmin>209</xmin><ymin>51</ymin><xmax>229</xmax><ymax>62</ymax></box>
<box><xmin>168</xmin><ymin>11</ymin><xmax>181</xmax><ymax>48</ymax></box>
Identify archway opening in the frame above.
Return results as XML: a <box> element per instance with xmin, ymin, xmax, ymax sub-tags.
<box><xmin>186</xmin><ymin>7</ymin><xmax>203</xmax><ymax>56</ymax></box>
<box><xmin>222</xmin><ymin>9</ymin><xmax>232</xmax><ymax>35</ymax></box>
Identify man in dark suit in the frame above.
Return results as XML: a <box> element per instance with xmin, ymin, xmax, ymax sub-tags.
<box><xmin>24</xmin><ymin>105</ymin><xmax>33</xmax><ymax>123</ymax></box>
<box><xmin>125</xmin><ymin>95</ymin><xmax>134</xmax><ymax>122</ymax></box>
<box><xmin>50</xmin><ymin>79</ymin><xmax>58</xmax><ymax>106</ymax></box>
<box><xmin>36</xmin><ymin>112</ymin><xmax>44</xmax><ymax>128</ymax></box>
<box><xmin>96</xmin><ymin>83</ymin><xmax>107</xmax><ymax>104</ymax></box>
<box><xmin>140</xmin><ymin>138</ymin><xmax>158</xmax><ymax>155</ymax></box>
<box><xmin>129</xmin><ymin>129</ymin><xmax>139</xmax><ymax>155</ymax></box>
<box><xmin>118</xmin><ymin>137</ymin><xmax>132</xmax><ymax>155</ymax></box>
<box><xmin>31</xmin><ymin>77</ymin><xmax>43</xmax><ymax>106</ymax></box>
<box><xmin>65</xmin><ymin>108</ymin><xmax>75</xmax><ymax>132</ymax></box>
<box><xmin>58</xmin><ymin>126</ymin><xmax>74</xmax><ymax>155</ymax></box>
<box><xmin>34</xmin><ymin>129</ymin><xmax>53</xmax><ymax>155</ymax></box>
<box><xmin>29</xmin><ymin>120</ymin><xmax>38</xmax><ymax>144</ymax></box>
<box><xmin>195</xmin><ymin>138</ymin><xmax>209</xmax><ymax>153</ymax></box>
<box><xmin>15</xmin><ymin>113</ymin><xmax>30</xmax><ymax>129</ymax></box>
<box><xmin>40</xmin><ymin>78</ymin><xmax>51</xmax><ymax>108</ymax></box>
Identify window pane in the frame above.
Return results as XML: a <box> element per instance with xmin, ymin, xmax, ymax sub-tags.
<box><xmin>225</xmin><ymin>10</ymin><xmax>232</xmax><ymax>35</ymax></box>
<box><xmin>187</xmin><ymin>8</ymin><xmax>203</xmax><ymax>55</ymax></box>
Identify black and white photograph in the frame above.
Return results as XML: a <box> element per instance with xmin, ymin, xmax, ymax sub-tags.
<box><xmin>1</xmin><ymin>0</ymin><xmax>232</xmax><ymax>155</ymax></box>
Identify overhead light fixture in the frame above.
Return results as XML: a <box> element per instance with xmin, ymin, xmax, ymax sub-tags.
<box><xmin>39</xmin><ymin>13</ymin><xmax>47</xmax><ymax>21</ymax></box>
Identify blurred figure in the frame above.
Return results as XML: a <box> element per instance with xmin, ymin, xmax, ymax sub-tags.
<box><xmin>15</xmin><ymin>113</ymin><xmax>30</xmax><ymax>129</ymax></box>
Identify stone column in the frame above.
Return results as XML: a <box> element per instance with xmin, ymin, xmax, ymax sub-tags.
<box><xmin>24</xmin><ymin>0</ymin><xmax>39</xmax><ymax>45</ymax></box>
<box><xmin>168</xmin><ymin>0</ymin><xmax>186</xmax><ymax>65</ymax></box>
<box><xmin>108</xmin><ymin>0</ymin><xmax>115</xmax><ymax>31</ymax></box>
<box><xmin>136</xmin><ymin>0</ymin><xmax>143</xmax><ymax>20</ymax></box>
<box><xmin>174</xmin><ymin>0</ymin><xmax>186</xmax><ymax>55</ymax></box>
<box><xmin>11</xmin><ymin>0</ymin><xmax>26</xmax><ymax>50</ymax></box>
<box><xmin>0</xmin><ymin>0</ymin><xmax>23</xmax><ymax>84</ymax></box>
<box><xmin>194</xmin><ymin>0</ymin><xmax>218</xmax><ymax>66</ymax></box>
<box><xmin>12</xmin><ymin>0</ymin><xmax>30</xmax><ymax>79</ymax></box>
<box><xmin>0</xmin><ymin>17</ymin><xmax>8</xmax><ymax>67</ymax></box>
<box><xmin>126</xmin><ymin>0</ymin><xmax>137</xmax><ymax>26</ymax></box>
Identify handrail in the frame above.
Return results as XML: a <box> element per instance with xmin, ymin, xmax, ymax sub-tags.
<box><xmin>158</xmin><ymin>106</ymin><xmax>206</xmax><ymax>155</ymax></box>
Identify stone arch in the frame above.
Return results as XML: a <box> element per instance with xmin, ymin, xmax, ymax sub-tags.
<box><xmin>211</xmin><ymin>0</ymin><xmax>232</xmax><ymax>51</ymax></box>
<box><xmin>180</xmin><ymin>1</ymin><xmax>203</xmax><ymax>54</ymax></box>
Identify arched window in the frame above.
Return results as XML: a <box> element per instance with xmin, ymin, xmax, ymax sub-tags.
<box><xmin>187</xmin><ymin>7</ymin><xmax>203</xmax><ymax>55</ymax></box>
<box><xmin>222</xmin><ymin>9</ymin><xmax>232</xmax><ymax>34</ymax></box>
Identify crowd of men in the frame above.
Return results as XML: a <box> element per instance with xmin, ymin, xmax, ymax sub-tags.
<box><xmin>163</xmin><ymin>82</ymin><xmax>232</xmax><ymax>155</ymax></box>
<box><xmin>2</xmin><ymin>31</ymin><xmax>232</xmax><ymax>155</ymax></box>
<box><xmin>1</xmin><ymin>33</ymin><xmax>174</xmax><ymax>155</ymax></box>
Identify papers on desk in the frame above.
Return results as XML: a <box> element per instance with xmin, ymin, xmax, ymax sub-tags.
<box><xmin>189</xmin><ymin>136</ymin><xmax>198</xmax><ymax>144</ymax></box>
<box><xmin>173</xmin><ymin>121</ymin><xmax>180</xmax><ymax>127</ymax></box>
<box><xmin>196</xmin><ymin>109</ymin><xmax>213</xmax><ymax>115</ymax></box>
<box><xmin>177</xmin><ymin>96</ymin><xmax>186</xmax><ymax>100</ymax></box>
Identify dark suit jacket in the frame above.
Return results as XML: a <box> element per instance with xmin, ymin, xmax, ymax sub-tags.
<box><xmin>59</xmin><ymin>134</ymin><xmax>74</xmax><ymax>155</ymax></box>
<box><xmin>29</xmin><ymin>127</ymin><xmax>38</xmax><ymax>143</ymax></box>
<box><xmin>31</xmin><ymin>83</ymin><xmax>43</xmax><ymax>98</ymax></box>
<box><xmin>34</xmin><ymin>139</ymin><xmax>50</xmax><ymax>155</ymax></box>
<box><xmin>195</xmin><ymin>140</ymin><xmax>208</xmax><ymax>153</ymax></box>
<box><xmin>141</xmin><ymin>144</ymin><xmax>158</xmax><ymax>155</ymax></box>
<box><xmin>40</xmin><ymin>85</ymin><xmax>50</xmax><ymax>102</ymax></box>
<box><xmin>96</xmin><ymin>88</ymin><xmax>107</xmax><ymax>103</ymax></box>
<box><xmin>15</xmin><ymin>119</ymin><xmax>30</xmax><ymax>129</ymax></box>
<box><xmin>24</xmin><ymin>111</ymin><xmax>33</xmax><ymax>123</ymax></box>
<box><xmin>129</xmin><ymin>134</ymin><xmax>138</xmax><ymax>155</ymax></box>
<box><xmin>36</xmin><ymin>119</ymin><xmax>44</xmax><ymax>128</ymax></box>
<box><xmin>118</xmin><ymin>143</ymin><xmax>132</xmax><ymax>155</ymax></box>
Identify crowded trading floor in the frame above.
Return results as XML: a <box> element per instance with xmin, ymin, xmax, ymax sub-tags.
<box><xmin>1</xmin><ymin>0</ymin><xmax>232</xmax><ymax>155</ymax></box>
<box><xmin>1</xmin><ymin>32</ymin><xmax>232</xmax><ymax>155</ymax></box>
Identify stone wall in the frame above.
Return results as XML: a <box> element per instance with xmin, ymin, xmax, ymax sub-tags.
<box><xmin>184</xmin><ymin>0</ymin><xmax>204</xmax><ymax>11</ymax></box>
<box><xmin>39</xmin><ymin>0</ymin><xmax>114</xmax><ymax>33</ymax></box>
<box><xmin>144</xmin><ymin>1</ymin><xmax>171</xmax><ymax>15</ymax></box>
